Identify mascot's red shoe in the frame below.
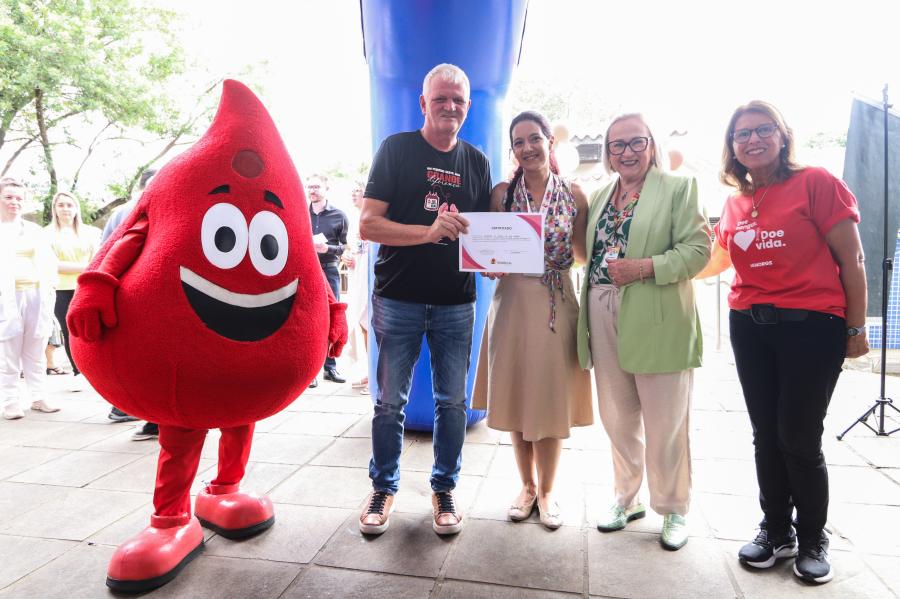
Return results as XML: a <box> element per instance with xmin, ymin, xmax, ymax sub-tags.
<box><xmin>195</xmin><ymin>483</ymin><xmax>275</xmax><ymax>539</ymax></box>
<box><xmin>106</xmin><ymin>515</ymin><xmax>204</xmax><ymax>593</ymax></box>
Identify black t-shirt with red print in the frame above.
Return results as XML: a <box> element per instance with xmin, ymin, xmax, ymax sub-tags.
<box><xmin>365</xmin><ymin>131</ymin><xmax>492</xmax><ymax>305</ymax></box>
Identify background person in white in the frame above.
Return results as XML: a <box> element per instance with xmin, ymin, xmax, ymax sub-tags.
<box><xmin>358</xmin><ymin>64</ymin><xmax>492</xmax><ymax>536</ymax></box>
<box><xmin>0</xmin><ymin>179</ymin><xmax>59</xmax><ymax>418</ymax></box>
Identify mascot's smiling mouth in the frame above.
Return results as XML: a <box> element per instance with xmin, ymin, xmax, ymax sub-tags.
<box><xmin>180</xmin><ymin>266</ymin><xmax>297</xmax><ymax>341</ymax></box>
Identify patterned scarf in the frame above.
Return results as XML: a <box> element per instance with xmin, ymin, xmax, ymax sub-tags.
<box><xmin>510</xmin><ymin>172</ymin><xmax>577</xmax><ymax>331</ymax></box>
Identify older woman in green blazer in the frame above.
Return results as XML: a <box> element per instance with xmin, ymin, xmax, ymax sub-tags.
<box><xmin>575</xmin><ymin>113</ymin><xmax>710</xmax><ymax>550</ymax></box>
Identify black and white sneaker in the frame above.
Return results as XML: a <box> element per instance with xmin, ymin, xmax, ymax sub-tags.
<box><xmin>108</xmin><ymin>407</ymin><xmax>138</xmax><ymax>423</ymax></box>
<box><xmin>131</xmin><ymin>422</ymin><xmax>159</xmax><ymax>441</ymax></box>
<box><xmin>794</xmin><ymin>531</ymin><xmax>832</xmax><ymax>583</ymax></box>
<box><xmin>738</xmin><ymin>527</ymin><xmax>798</xmax><ymax>568</ymax></box>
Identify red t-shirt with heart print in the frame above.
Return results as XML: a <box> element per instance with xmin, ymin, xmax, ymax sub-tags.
<box><xmin>713</xmin><ymin>166</ymin><xmax>860</xmax><ymax>318</ymax></box>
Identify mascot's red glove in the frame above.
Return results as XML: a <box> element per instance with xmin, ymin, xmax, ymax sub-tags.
<box><xmin>67</xmin><ymin>271</ymin><xmax>120</xmax><ymax>342</ymax></box>
<box><xmin>324</xmin><ymin>278</ymin><xmax>348</xmax><ymax>358</ymax></box>
<box><xmin>328</xmin><ymin>300</ymin><xmax>348</xmax><ymax>358</ymax></box>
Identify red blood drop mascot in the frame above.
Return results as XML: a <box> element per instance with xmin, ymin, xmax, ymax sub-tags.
<box><xmin>67</xmin><ymin>80</ymin><xmax>348</xmax><ymax>592</ymax></box>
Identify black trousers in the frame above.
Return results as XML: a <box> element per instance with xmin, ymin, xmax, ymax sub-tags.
<box><xmin>729</xmin><ymin>309</ymin><xmax>845</xmax><ymax>541</ymax></box>
<box><xmin>321</xmin><ymin>263</ymin><xmax>341</xmax><ymax>370</ymax></box>
<box><xmin>54</xmin><ymin>290</ymin><xmax>79</xmax><ymax>376</ymax></box>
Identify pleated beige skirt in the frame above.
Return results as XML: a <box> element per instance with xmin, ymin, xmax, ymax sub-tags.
<box><xmin>472</xmin><ymin>273</ymin><xmax>593</xmax><ymax>441</ymax></box>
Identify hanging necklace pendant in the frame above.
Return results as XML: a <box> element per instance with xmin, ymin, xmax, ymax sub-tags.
<box><xmin>751</xmin><ymin>209</ymin><xmax>758</xmax><ymax>218</ymax></box>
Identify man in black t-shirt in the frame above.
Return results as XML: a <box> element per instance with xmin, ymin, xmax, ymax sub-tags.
<box><xmin>358</xmin><ymin>63</ymin><xmax>491</xmax><ymax>538</ymax></box>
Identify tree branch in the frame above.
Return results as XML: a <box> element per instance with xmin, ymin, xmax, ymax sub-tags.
<box><xmin>116</xmin><ymin>80</ymin><xmax>221</xmax><ymax>199</ymax></box>
<box><xmin>34</xmin><ymin>87</ymin><xmax>58</xmax><ymax>198</ymax></box>
<box><xmin>1</xmin><ymin>137</ymin><xmax>36</xmax><ymax>177</ymax></box>
<box><xmin>1</xmin><ymin>109</ymin><xmax>85</xmax><ymax>178</ymax></box>
<box><xmin>0</xmin><ymin>97</ymin><xmax>34</xmax><ymax>154</ymax></box>
<box><xmin>70</xmin><ymin>120</ymin><xmax>114</xmax><ymax>193</ymax></box>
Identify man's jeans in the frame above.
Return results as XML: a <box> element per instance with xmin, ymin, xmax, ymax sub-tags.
<box><xmin>321</xmin><ymin>263</ymin><xmax>341</xmax><ymax>370</ymax></box>
<box><xmin>369</xmin><ymin>294</ymin><xmax>475</xmax><ymax>494</ymax></box>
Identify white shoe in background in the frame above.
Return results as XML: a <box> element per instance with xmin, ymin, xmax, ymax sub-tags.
<box><xmin>3</xmin><ymin>404</ymin><xmax>25</xmax><ymax>419</ymax></box>
<box><xmin>31</xmin><ymin>400</ymin><xmax>61</xmax><ymax>413</ymax></box>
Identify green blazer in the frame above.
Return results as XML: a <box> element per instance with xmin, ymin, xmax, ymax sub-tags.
<box><xmin>576</xmin><ymin>167</ymin><xmax>710</xmax><ymax>373</ymax></box>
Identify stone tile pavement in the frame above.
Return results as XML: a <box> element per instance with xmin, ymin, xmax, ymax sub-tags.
<box><xmin>1</xmin><ymin>327</ymin><xmax>899</xmax><ymax>597</ymax></box>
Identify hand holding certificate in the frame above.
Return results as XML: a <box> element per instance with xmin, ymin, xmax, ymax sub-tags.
<box><xmin>458</xmin><ymin>212</ymin><xmax>545</xmax><ymax>274</ymax></box>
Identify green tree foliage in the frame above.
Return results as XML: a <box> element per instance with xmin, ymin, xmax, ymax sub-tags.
<box><xmin>323</xmin><ymin>161</ymin><xmax>371</xmax><ymax>184</ymax></box>
<box><xmin>0</xmin><ymin>0</ymin><xmax>189</xmax><ymax>220</ymax></box>
<box><xmin>509</xmin><ymin>76</ymin><xmax>616</xmax><ymax>137</ymax></box>
<box><xmin>805</xmin><ymin>131</ymin><xmax>847</xmax><ymax>150</ymax></box>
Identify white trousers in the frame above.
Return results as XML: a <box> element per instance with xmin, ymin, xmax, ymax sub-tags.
<box><xmin>0</xmin><ymin>289</ymin><xmax>48</xmax><ymax>407</ymax></box>
<box><xmin>588</xmin><ymin>285</ymin><xmax>693</xmax><ymax>516</ymax></box>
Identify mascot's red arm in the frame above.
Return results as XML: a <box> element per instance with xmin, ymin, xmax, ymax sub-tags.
<box><xmin>326</xmin><ymin>275</ymin><xmax>348</xmax><ymax>358</ymax></box>
<box><xmin>67</xmin><ymin>216</ymin><xmax>149</xmax><ymax>342</ymax></box>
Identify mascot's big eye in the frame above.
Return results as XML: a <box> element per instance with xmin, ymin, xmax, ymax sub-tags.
<box><xmin>248</xmin><ymin>211</ymin><xmax>289</xmax><ymax>276</ymax></box>
<box><xmin>201</xmin><ymin>203</ymin><xmax>249</xmax><ymax>269</ymax></box>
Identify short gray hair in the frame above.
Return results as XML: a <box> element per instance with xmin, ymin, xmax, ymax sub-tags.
<box><xmin>422</xmin><ymin>63</ymin><xmax>470</xmax><ymax>98</ymax></box>
<box><xmin>602</xmin><ymin>112</ymin><xmax>666</xmax><ymax>175</ymax></box>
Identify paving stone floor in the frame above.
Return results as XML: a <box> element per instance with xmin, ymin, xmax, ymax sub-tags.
<box><xmin>1</xmin><ymin>325</ymin><xmax>899</xmax><ymax>597</ymax></box>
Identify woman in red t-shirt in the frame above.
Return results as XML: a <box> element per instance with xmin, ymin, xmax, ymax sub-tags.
<box><xmin>698</xmin><ymin>101</ymin><xmax>868</xmax><ymax>584</ymax></box>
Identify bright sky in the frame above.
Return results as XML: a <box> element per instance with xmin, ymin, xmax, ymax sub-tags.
<box><xmin>518</xmin><ymin>0</ymin><xmax>899</xmax><ymax>162</ymax></box>
<box><xmin>15</xmin><ymin>0</ymin><xmax>898</xmax><ymax>210</ymax></box>
<box><xmin>165</xmin><ymin>0</ymin><xmax>898</xmax><ymax>185</ymax></box>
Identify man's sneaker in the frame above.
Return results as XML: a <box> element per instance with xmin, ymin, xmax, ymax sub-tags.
<box><xmin>131</xmin><ymin>422</ymin><xmax>159</xmax><ymax>441</ymax></box>
<box><xmin>108</xmin><ymin>407</ymin><xmax>138</xmax><ymax>423</ymax></box>
<box><xmin>432</xmin><ymin>491</ymin><xmax>463</xmax><ymax>535</ymax></box>
<box><xmin>3</xmin><ymin>404</ymin><xmax>25</xmax><ymax>420</ymax></box>
<box><xmin>738</xmin><ymin>527</ymin><xmax>798</xmax><ymax>568</ymax></box>
<box><xmin>660</xmin><ymin>513</ymin><xmax>689</xmax><ymax>550</ymax></box>
<box><xmin>794</xmin><ymin>531</ymin><xmax>833</xmax><ymax>583</ymax></box>
<box><xmin>359</xmin><ymin>491</ymin><xmax>394</xmax><ymax>535</ymax></box>
<box><xmin>597</xmin><ymin>502</ymin><xmax>646</xmax><ymax>532</ymax></box>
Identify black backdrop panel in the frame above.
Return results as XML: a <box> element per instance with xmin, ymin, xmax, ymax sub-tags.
<box><xmin>842</xmin><ymin>97</ymin><xmax>900</xmax><ymax>316</ymax></box>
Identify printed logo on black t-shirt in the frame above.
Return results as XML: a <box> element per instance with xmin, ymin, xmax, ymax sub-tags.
<box><xmin>424</xmin><ymin>167</ymin><xmax>461</xmax><ymax>211</ymax></box>
<box><xmin>424</xmin><ymin>189</ymin><xmax>440</xmax><ymax>211</ymax></box>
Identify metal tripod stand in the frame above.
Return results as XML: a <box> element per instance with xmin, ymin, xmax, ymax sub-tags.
<box><xmin>838</xmin><ymin>84</ymin><xmax>900</xmax><ymax>440</ymax></box>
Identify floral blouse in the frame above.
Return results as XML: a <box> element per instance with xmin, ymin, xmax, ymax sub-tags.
<box><xmin>588</xmin><ymin>191</ymin><xmax>640</xmax><ymax>285</ymax></box>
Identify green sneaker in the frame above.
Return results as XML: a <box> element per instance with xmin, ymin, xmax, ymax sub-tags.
<box><xmin>597</xmin><ymin>502</ymin><xmax>646</xmax><ymax>532</ymax></box>
<box><xmin>661</xmin><ymin>513</ymin><xmax>688</xmax><ymax>550</ymax></box>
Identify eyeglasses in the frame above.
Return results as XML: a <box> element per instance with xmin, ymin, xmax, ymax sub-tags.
<box><xmin>731</xmin><ymin>123</ymin><xmax>778</xmax><ymax>144</ymax></box>
<box><xmin>606</xmin><ymin>137</ymin><xmax>651</xmax><ymax>156</ymax></box>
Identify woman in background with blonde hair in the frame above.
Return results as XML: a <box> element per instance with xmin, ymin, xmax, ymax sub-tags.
<box><xmin>45</xmin><ymin>191</ymin><xmax>101</xmax><ymax>385</ymax></box>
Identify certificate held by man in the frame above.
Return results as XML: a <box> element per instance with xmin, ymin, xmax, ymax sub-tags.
<box><xmin>458</xmin><ymin>212</ymin><xmax>545</xmax><ymax>274</ymax></box>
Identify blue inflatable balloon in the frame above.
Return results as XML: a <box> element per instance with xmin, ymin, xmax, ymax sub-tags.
<box><xmin>361</xmin><ymin>0</ymin><xmax>529</xmax><ymax>431</ymax></box>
